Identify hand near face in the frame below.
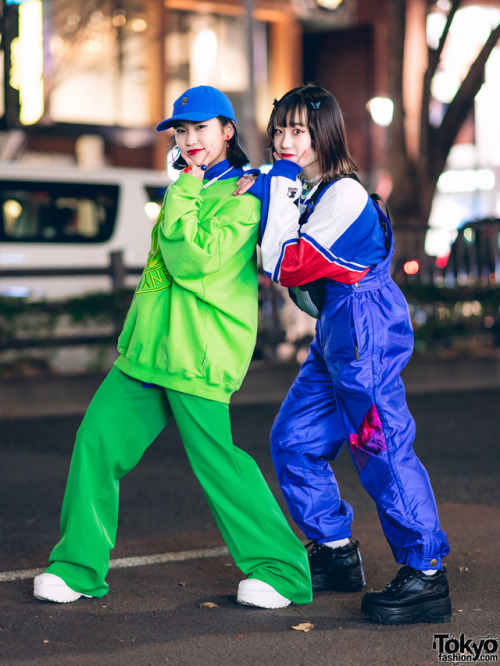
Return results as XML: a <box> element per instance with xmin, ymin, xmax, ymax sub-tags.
<box><xmin>181</xmin><ymin>151</ymin><xmax>212</xmax><ymax>182</ymax></box>
<box><xmin>296</xmin><ymin>149</ymin><xmax>312</xmax><ymax>169</ymax></box>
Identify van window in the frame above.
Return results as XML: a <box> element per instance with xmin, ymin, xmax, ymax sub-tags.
<box><xmin>0</xmin><ymin>181</ymin><xmax>119</xmax><ymax>243</ymax></box>
<box><xmin>145</xmin><ymin>185</ymin><xmax>167</xmax><ymax>203</ymax></box>
<box><xmin>144</xmin><ymin>185</ymin><xmax>167</xmax><ymax>221</ymax></box>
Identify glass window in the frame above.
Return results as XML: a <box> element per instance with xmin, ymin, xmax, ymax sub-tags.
<box><xmin>0</xmin><ymin>181</ymin><xmax>119</xmax><ymax>243</ymax></box>
<box><xmin>47</xmin><ymin>1</ymin><xmax>150</xmax><ymax>126</ymax></box>
<box><xmin>165</xmin><ymin>11</ymin><xmax>270</xmax><ymax>132</ymax></box>
<box><xmin>143</xmin><ymin>184</ymin><xmax>167</xmax><ymax>221</ymax></box>
<box><xmin>144</xmin><ymin>184</ymin><xmax>167</xmax><ymax>205</ymax></box>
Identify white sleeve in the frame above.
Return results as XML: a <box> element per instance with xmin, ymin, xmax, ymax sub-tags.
<box><xmin>260</xmin><ymin>174</ymin><xmax>301</xmax><ymax>281</ymax></box>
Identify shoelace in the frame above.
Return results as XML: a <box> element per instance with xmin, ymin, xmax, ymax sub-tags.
<box><xmin>386</xmin><ymin>566</ymin><xmax>417</xmax><ymax>591</ymax></box>
<box><xmin>305</xmin><ymin>541</ymin><xmax>322</xmax><ymax>556</ymax></box>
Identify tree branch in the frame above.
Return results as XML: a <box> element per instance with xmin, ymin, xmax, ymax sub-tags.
<box><xmin>430</xmin><ymin>0</ymin><xmax>461</xmax><ymax>79</ymax></box>
<box><xmin>420</xmin><ymin>0</ymin><xmax>462</xmax><ymax>161</ymax></box>
<box><xmin>433</xmin><ymin>22</ymin><xmax>500</xmax><ymax>176</ymax></box>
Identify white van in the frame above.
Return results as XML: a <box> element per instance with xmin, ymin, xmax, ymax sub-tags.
<box><xmin>0</xmin><ymin>163</ymin><xmax>170</xmax><ymax>300</ymax></box>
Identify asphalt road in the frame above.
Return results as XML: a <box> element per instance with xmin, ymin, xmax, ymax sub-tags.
<box><xmin>1</xmin><ymin>389</ymin><xmax>499</xmax><ymax>665</ymax></box>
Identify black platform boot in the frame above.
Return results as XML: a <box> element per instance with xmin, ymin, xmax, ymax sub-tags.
<box><xmin>361</xmin><ymin>566</ymin><xmax>452</xmax><ymax>624</ymax></box>
<box><xmin>307</xmin><ymin>540</ymin><xmax>366</xmax><ymax>592</ymax></box>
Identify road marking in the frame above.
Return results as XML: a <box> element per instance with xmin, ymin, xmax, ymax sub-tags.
<box><xmin>0</xmin><ymin>545</ymin><xmax>230</xmax><ymax>583</ymax></box>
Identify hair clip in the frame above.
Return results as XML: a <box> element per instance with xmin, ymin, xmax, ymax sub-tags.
<box><xmin>310</xmin><ymin>101</ymin><xmax>321</xmax><ymax>110</ymax></box>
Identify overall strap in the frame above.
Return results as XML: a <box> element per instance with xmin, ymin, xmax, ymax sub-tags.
<box><xmin>299</xmin><ymin>180</ymin><xmax>330</xmax><ymax>225</ymax></box>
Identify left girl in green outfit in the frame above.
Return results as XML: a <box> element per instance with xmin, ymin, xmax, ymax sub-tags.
<box><xmin>33</xmin><ymin>86</ymin><xmax>312</xmax><ymax>609</ymax></box>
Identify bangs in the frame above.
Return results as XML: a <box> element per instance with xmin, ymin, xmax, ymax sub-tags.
<box><xmin>272</xmin><ymin>98</ymin><xmax>309</xmax><ymax>128</ymax></box>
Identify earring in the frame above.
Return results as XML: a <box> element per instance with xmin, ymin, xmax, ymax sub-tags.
<box><xmin>172</xmin><ymin>146</ymin><xmax>181</xmax><ymax>165</ymax></box>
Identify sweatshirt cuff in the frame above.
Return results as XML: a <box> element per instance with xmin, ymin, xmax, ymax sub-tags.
<box><xmin>174</xmin><ymin>172</ymin><xmax>204</xmax><ymax>193</ymax></box>
<box><xmin>269</xmin><ymin>160</ymin><xmax>302</xmax><ymax>180</ymax></box>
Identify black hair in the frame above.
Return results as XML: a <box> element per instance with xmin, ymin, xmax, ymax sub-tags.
<box><xmin>170</xmin><ymin>116</ymin><xmax>248</xmax><ymax>170</ymax></box>
<box><xmin>267</xmin><ymin>84</ymin><xmax>358</xmax><ymax>181</ymax></box>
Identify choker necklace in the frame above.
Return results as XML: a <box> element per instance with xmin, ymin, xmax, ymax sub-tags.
<box><xmin>302</xmin><ymin>174</ymin><xmax>321</xmax><ymax>184</ymax></box>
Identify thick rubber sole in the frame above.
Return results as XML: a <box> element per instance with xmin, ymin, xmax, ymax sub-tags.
<box><xmin>34</xmin><ymin>573</ymin><xmax>92</xmax><ymax>604</ymax></box>
<box><xmin>237</xmin><ymin>579</ymin><xmax>292</xmax><ymax>609</ymax></box>
<box><xmin>311</xmin><ymin>564</ymin><xmax>366</xmax><ymax>592</ymax></box>
<box><xmin>361</xmin><ymin>596</ymin><xmax>452</xmax><ymax>625</ymax></box>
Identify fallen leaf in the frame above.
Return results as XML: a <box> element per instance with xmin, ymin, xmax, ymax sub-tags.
<box><xmin>178</xmin><ymin>582</ymin><xmax>187</xmax><ymax>587</ymax></box>
<box><xmin>198</xmin><ymin>601</ymin><xmax>219</xmax><ymax>609</ymax></box>
<box><xmin>43</xmin><ymin>640</ymin><xmax>49</xmax><ymax>644</ymax></box>
<box><xmin>458</xmin><ymin>566</ymin><xmax>469</xmax><ymax>573</ymax></box>
<box><xmin>235</xmin><ymin>634</ymin><xmax>243</xmax><ymax>640</ymax></box>
<box><xmin>291</xmin><ymin>622</ymin><xmax>314</xmax><ymax>632</ymax></box>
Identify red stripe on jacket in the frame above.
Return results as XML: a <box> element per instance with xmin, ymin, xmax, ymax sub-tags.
<box><xmin>279</xmin><ymin>240</ymin><xmax>369</xmax><ymax>287</ymax></box>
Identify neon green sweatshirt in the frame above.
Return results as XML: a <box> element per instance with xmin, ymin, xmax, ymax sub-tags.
<box><xmin>115</xmin><ymin>165</ymin><xmax>261</xmax><ymax>403</ymax></box>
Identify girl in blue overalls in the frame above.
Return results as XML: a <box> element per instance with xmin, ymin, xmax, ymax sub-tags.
<box><xmin>249</xmin><ymin>84</ymin><xmax>451</xmax><ymax>624</ymax></box>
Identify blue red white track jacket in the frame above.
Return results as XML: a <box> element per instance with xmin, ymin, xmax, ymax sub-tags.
<box><xmin>252</xmin><ymin>160</ymin><xmax>387</xmax><ymax>287</ymax></box>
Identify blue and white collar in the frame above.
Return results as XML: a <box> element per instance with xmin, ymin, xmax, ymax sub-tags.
<box><xmin>203</xmin><ymin>159</ymin><xmax>236</xmax><ymax>184</ymax></box>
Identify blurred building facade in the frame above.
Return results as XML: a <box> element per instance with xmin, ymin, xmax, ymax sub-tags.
<box><xmin>1</xmin><ymin>0</ymin><xmax>499</xmax><ymax>230</ymax></box>
<box><xmin>0</xmin><ymin>0</ymin><xmax>390</xmax><ymax>175</ymax></box>
<box><xmin>1</xmin><ymin>0</ymin><xmax>499</xmax><ymax>361</ymax></box>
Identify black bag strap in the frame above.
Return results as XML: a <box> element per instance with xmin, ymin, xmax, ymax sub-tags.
<box><xmin>370</xmin><ymin>192</ymin><xmax>390</xmax><ymax>221</ymax></box>
<box><xmin>370</xmin><ymin>193</ymin><xmax>391</xmax><ymax>252</ymax></box>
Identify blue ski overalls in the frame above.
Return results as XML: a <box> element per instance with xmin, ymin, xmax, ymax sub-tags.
<box><xmin>270</xmin><ymin>220</ymin><xmax>450</xmax><ymax>571</ymax></box>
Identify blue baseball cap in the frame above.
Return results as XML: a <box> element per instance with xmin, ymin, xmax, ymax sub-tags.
<box><xmin>156</xmin><ymin>86</ymin><xmax>237</xmax><ymax>132</ymax></box>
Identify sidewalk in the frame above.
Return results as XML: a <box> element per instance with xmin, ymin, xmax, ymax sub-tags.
<box><xmin>1</xmin><ymin>354</ymin><xmax>500</xmax><ymax>419</ymax></box>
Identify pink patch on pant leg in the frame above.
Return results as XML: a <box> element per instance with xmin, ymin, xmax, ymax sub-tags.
<box><xmin>348</xmin><ymin>404</ymin><xmax>387</xmax><ymax>472</ymax></box>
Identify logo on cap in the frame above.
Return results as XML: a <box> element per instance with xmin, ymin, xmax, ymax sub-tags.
<box><xmin>182</xmin><ymin>97</ymin><xmax>188</xmax><ymax>106</ymax></box>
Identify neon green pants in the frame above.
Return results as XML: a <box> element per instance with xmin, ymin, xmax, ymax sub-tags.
<box><xmin>46</xmin><ymin>367</ymin><xmax>312</xmax><ymax>604</ymax></box>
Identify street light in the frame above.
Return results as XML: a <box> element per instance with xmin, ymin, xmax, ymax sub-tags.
<box><xmin>316</xmin><ymin>0</ymin><xmax>344</xmax><ymax>9</ymax></box>
<box><xmin>367</xmin><ymin>96</ymin><xmax>394</xmax><ymax>127</ymax></box>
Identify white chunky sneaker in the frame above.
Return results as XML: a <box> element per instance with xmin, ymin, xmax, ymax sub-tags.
<box><xmin>237</xmin><ymin>578</ymin><xmax>291</xmax><ymax>609</ymax></box>
<box><xmin>34</xmin><ymin>573</ymin><xmax>92</xmax><ymax>603</ymax></box>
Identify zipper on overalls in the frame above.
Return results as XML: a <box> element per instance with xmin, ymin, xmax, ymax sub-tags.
<box><xmin>349</xmin><ymin>300</ymin><xmax>361</xmax><ymax>361</ymax></box>
<box><xmin>352</xmin><ymin>283</ymin><xmax>360</xmax><ymax>361</ymax></box>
